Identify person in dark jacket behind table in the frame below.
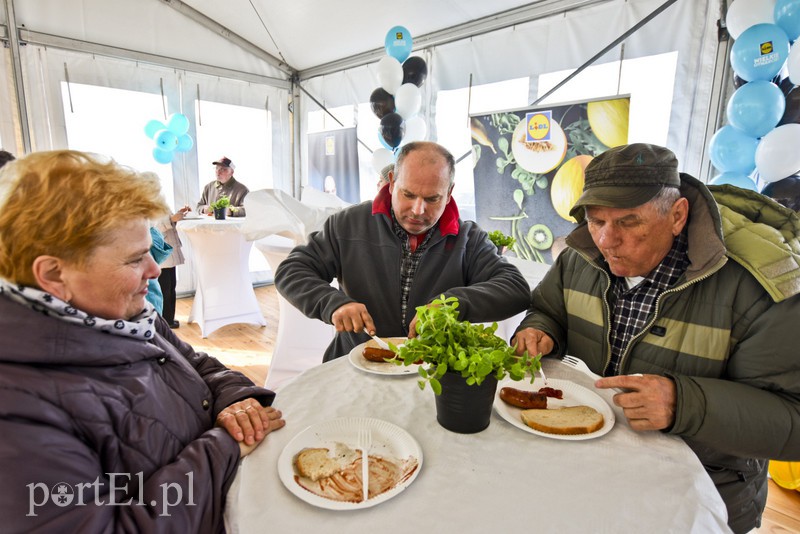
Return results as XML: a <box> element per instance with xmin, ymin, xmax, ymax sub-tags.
<box><xmin>0</xmin><ymin>150</ymin><xmax>285</xmax><ymax>532</ymax></box>
<box><xmin>275</xmin><ymin>141</ymin><xmax>530</xmax><ymax>362</ymax></box>
<box><xmin>512</xmin><ymin>143</ymin><xmax>800</xmax><ymax>533</ymax></box>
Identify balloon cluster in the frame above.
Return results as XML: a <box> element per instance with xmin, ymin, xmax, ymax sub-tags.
<box><xmin>144</xmin><ymin>113</ymin><xmax>194</xmax><ymax>164</ymax></box>
<box><xmin>369</xmin><ymin>26</ymin><xmax>429</xmax><ymax>173</ymax></box>
<box><xmin>709</xmin><ymin>0</ymin><xmax>800</xmax><ymax>191</ymax></box>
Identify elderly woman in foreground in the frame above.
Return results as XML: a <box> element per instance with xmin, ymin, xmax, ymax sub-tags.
<box><xmin>0</xmin><ymin>151</ymin><xmax>284</xmax><ymax>532</ymax></box>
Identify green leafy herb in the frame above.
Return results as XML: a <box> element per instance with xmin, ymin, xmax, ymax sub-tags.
<box><xmin>210</xmin><ymin>196</ymin><xmax>231</xmax><ymax>210</ymax></box>
<box><xmin>487</xmin><ymin>230</ymin><xmax>515</xmax><ymax>251</ymax></box>
<box><xmin>396</xmin><ymin>295</ymin><xmax>541</xmax><ymax>393</ymax></box>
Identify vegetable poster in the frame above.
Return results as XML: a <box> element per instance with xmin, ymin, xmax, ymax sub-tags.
<box><xmin>470</xmin><ymin>96</ymin><xmax>630</xmax><ymax>263</ymax></box>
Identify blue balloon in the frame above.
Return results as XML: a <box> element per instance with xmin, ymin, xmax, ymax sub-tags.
<box><xmin>154</xmin><ymin>129</ymin><xmax>178</xmax><ymax>151</ymax></box>
<box><xmin>709</xmin><ymin>172</ymin><xmax>758</xmax><ymax>191</ymax></box>
<box><xmin>167</xmin><ymin>113</ymin><xmax>190</xmax><ymax>136</ymax></box>
<box><xmin>709</xmin><ymin>125</ymin><xmax>759</xmax><ymax>174</ymax></box>
<box><xmin>726</xmin><ymin>81</ymin><xmax>786</xmax><ymax>137</ymax></box>
<box><xmin>152</xmin><ymin>147</ymin><xmax>174</xmax><ymax>164</ymax></box>
<box><xmin>775</xmin><ymin>0</ymin><xmax>800</xmax><ymax>42</ymax></box>
<box><xmin>385</xmin><ymin>26</ymin><xmax>413</xmax><ymax>63</ymax></box>
<box><xmin>730</xmin><ymin>24</ymin><xmax>790</xmax><ymax>82</ymax></box>
<box><xmin>176</xmin><ymin>133</ymin><xmax>194</xmax><ymax>152</ymax></box>
<box><xmin>144</xmin><ymin>119</ymin><xmax>165</xmax><ymax>139</ymax></box>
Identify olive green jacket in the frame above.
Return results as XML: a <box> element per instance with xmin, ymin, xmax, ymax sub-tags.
<box><xmin>517</xmin><ymin>174</ymin><xmax>800</xmax><ymax>533</ymax></box>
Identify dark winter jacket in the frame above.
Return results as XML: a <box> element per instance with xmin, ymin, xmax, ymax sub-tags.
<box><xmin>275</xmin><ymin>189</ymin><xmax>530</xmax><ymax>361</ymax></box>
<box><xmin>0</xmin><ymin>295</ymin><xmax>276</xmax><ymax>533</ymax></box>
<box><xmin>517</xmin><ymin>175</ymin><xmax>800</xmax><ymax>533</ymax></box>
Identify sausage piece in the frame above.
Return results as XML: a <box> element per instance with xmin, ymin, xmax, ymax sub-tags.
<box><xmin>499</xmin><ymin>387</ymin><xmax>548</xmax><ymax>409</ymax></box>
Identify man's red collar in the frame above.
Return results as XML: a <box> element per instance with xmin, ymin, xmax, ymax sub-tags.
<box><xmin>372</xmin><ymin>184</ymin><xmax>460</xmax><ymax>236</ymax></box>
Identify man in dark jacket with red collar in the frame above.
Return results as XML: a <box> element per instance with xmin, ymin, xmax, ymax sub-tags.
<box><xmin>275</xmin><ymin>141</ymin><xmax>530</xmax><ymax>362</ymax></box>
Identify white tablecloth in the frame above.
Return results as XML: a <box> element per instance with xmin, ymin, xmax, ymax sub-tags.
<box><xmin>178</xmin><ymin>218</ymin><xmax>266</xmax><ymax>337</ymax></box>
<box><xmin>225</xmin><ymin>357</ymin><xmax>730</xmax><ymax>533</ymax></box>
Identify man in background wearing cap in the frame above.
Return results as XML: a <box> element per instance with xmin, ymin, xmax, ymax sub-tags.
<box><xmin>513</xmin><ymin>143</ymin><xmax>800</xmax><ymax>533</ymax></box>
<box><xmin>197</xmin><ymin>156</ymin><xmax>249</xmax><ymax>217</ymax></box>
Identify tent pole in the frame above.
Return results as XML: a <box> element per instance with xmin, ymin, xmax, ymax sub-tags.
<box><xmin>4</xmin><ymin>0</ymin><xmax>31</xmax><ymax>153</ymax></box>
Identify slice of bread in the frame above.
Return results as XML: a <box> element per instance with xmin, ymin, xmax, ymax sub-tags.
<box><xmin>520</xmin><ymin>405</ymin><xmax>604</xmax><ymax>435</ymax></box>
<box><xmin>294</xmin><ymin>448</ymin><xmax>343</xmax><ymax>481</ymax></box>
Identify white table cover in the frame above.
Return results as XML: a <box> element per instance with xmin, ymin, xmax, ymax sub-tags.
<box><xmin>178</xmin><ymin>218</ymin><xmax>266</xmax><ymax>337</ymax></box>
<box><xmin>253</xmin><ymin>235</ymin><xmax>335</xmax><ymax>389</ymax></box>
<box><xmin>226</xmin><ymin>357</ymin><xmax>730</xmax><ymax>533</ymax></box>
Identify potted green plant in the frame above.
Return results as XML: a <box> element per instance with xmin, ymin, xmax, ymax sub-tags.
<box><xmin>488</xmin><ymin>230</ymin><xmax>515</xmax><ymax>255</ymax></box>
<box><xmin>395</xmin><ymin>295</ymin><xmax>541</xmax><ymax>433</ymax></box>
<box><xmin>210</xmin><ymin>196</ymin><xmax>231</xmax><ymax>220</ymax></box>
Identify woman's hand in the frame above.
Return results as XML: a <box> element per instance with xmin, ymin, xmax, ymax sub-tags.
<box><xmin>216</xmin><ymin>399</ymin><xmax>285</xmax><ymax>457</ymax></box>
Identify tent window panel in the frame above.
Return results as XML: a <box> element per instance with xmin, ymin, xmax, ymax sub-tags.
<box><xmin>59</xmin><ymin>82</ymin><xmax>176</xmax><ymax>207</ymax></box>
<box><xmin>537</xmin><ymin>52</ymin><xmax>678</xmax><ymax>146</ymax></box>
<box><xmin>194</xmin><ymin>100</ymin><xmax>273</xmax><ymax>193</ymax></box>
<box><xmin>194</xmin><ymin>99</ymin><xmax>272</xmax><ymax>275</ymax></box>
<box><xmin>436</xmin><ymin>77</ymin><xmax>530</xmax><ymax>222</ymax></box>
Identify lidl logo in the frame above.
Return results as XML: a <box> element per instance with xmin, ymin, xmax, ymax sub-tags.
<box><xmin>761</xmin><ymin>41</ymin><xmax>773</xmax><ymax>55</ymax></box>
<box><xmin>525</xmin><ymin>111</ymin><xmax>552</xmax><ymax>142</ymax></box>
<box><xmin>325</xmin><ymin>135</ymin><xmax>335</xmax><ymax>156</ymax></box>
<box><xmin>396</xmin><ymin>32</ymin><xmax>404</xmax><ymax>39</ymax></box>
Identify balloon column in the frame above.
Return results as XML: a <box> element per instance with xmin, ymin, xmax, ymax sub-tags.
<box><xmin>369</xmin><ymin>26</ymin><xmax>429</xmax><ymax>174</ymax></box>
<box><xmin>144</xmin><ymin>113</ymin><xmax>194</xmax><ymax>164</ymax></box>
<box><xmin>709</xmin><ymin>0</ymin><xmax>800</xmax><ymax>192</ymax></box>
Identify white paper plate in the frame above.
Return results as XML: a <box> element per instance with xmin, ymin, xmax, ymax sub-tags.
<box><xmin>347</xmin><ymin>340</ymin><xmax>421</xmax><ymax>376</ymax></box>
<box><xmin>493</xmin><ymin>377</ymin><xmax>615</xmax><ymax>441</ymax></box>
<box><xmin>278</xmin><ymin>417</ymin><xmax>423</xmax><ymax>510</ymax></box>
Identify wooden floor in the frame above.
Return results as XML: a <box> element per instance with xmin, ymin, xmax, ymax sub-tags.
<box><xmin>173</xmin><ymin>285</ymin><xmax>800</xmax><ymax>531</ymax></box>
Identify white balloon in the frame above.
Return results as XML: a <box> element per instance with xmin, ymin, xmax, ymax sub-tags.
<box><xmin>394</xmin><ymin>83</ymin><xmax>421</xmax><ymax>119</ymax></box>
<box><xmin>726</xmin><ymin>0</ymin><xmax>776</xmax><ymax>40</ymax></box>
<box><xmin>371</xmin><ymin>148</ymin><xmax>394</xmax><ymax>173</ymax></box>
<box><xmin>402</xmin><ymin>116</ymin><xmax>427</xmax><ymax>144</ymax></box>
<box><xmin>377</xmin><ymin>56</ymin><xmax>403</xmax><ymax>95</ymax></box>
<box><xmin>755</xmin><ymin>123</ymin><xmax>800</xmax><ymax>182</ymax></box>
<box><xmin>788</xmin><ymin>41</ymin><xmax>800</xmax><ymax>84</ymax></box>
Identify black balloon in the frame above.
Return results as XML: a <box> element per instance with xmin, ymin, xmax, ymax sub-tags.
<box><xmin>779</xmin><ymin>86</ymin><xmax>800</xmax><ymax>126</ymax></box>
<box><xmin>380</xmin><ymin>113</ymin><xmax>405</xmax><ymax>148</ymax></box>
<box><xmin>402</xmin><ymin>56</ymin><xmax>428</xmax><ymax>87</ymax></box>
<box><xmin>370</xmin><ymin>88</ymin><xmax>395</xmax><ymax>119</ymax></box>
<box><xmin>761</xmin><ymin>175</ymin><xmax>800</xmax><ymax>211</ymax></box>
<box><xmin>733</xmin><ymin>74</ymin><xmax>747</xmax><ymax>89</ymax></box>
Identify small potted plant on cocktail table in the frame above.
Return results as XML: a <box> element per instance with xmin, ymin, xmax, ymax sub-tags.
<box><xmin>210</xmin><ymin>196</ymin><xmax>231</xmax><ymax>220</ymax></box>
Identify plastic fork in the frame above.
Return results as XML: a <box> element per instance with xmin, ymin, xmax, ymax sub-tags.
<box><xmin>560</xmin><ymin>355</ymin><xmax>623</xmax><ymax>393</ymax></box>
<box><xmin>561</xmin><ymin>355</ymin><xmax>603</xmax><ymax>381</ymax></box>
<box><xmin>561</xmin><ymin>356</ymin><xmax>641</xmax><ymax>393</ymax></box>
<box><xmin>357</xmin><ymin>428</ymin><xmax>372</xmax><ymax>502</ymax></box>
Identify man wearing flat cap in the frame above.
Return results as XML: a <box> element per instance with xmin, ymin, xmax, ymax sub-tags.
<box><xmin>197</xmin><ymin>156</ymin><xmax>249</xmax><ymax>217</ymax></box>
<box><xmin>513</xmin><ymin>143</ymin><xmax>800</xmax><ymax>533</ymax></box>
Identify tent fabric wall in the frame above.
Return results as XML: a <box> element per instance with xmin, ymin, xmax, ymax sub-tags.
<box><xmin>301</xmin><ymin>0</ymin><xmax>721</xmax><ymax>178</ymax></box>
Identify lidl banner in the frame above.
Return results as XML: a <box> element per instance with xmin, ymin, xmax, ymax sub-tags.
<box><xmin>470</xmin><ymin>96</ymin><xmax>630</xmax><ymax>263</ymax></box>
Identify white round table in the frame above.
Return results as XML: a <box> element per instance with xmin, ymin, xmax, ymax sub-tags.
<box><xmin>225</xmin><ymin>356</ymin><xmax>730</xmax><ymax>533</ymax></box>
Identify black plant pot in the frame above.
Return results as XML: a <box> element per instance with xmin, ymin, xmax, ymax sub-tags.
<box><xmin>434</xmin><ymin>372</ymin><xmax>498</xmax><ymax>434</ymax></box>
<box><xmin>213</xmin><ymin>207</ymin><xmax>226</xmax><ymax>220</ymax></box>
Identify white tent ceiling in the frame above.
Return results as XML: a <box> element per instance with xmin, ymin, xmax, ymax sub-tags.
<box><xmin>11</xmin><ymin>0</ymin><xmax>614</xmax><ymax>80</ymax></box>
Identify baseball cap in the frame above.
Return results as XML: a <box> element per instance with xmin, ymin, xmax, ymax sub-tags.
<box><xmin>212</xmin><ymin>156</ymin><xmax>235</xmax><ymax>170</ymax></box>
<box><xmin>569</xmin><ymin>143</ymin><xmax>681</xmax><ymax>219</ymax></box>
